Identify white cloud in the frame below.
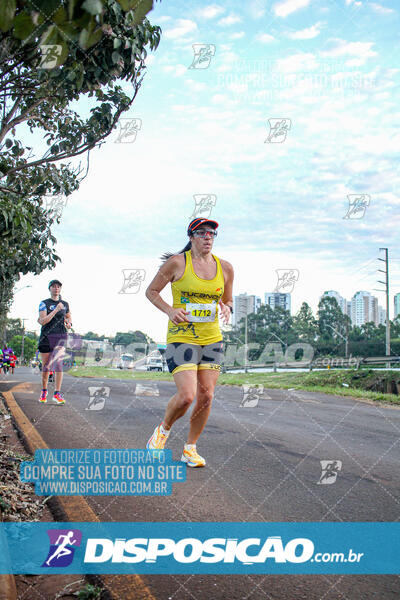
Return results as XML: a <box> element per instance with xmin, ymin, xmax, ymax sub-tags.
<box><xmin>276</xmin><ymin>51</ymin><xmax>318</xmax><ymax>72</ymax></box>
<box><xmin>197</xmin><ymin>4</ymin><xmax>225</xmax><ymax>19</ymax></box>
<box><xmin>247</xmin><ymin>0</ymin><xmax>268</xmax><ymax>19</ymax></box>
<box><xmin>287</xmin><ymin>21</ymin><xmax>323</xmax><ymax>39</ymax></box>
<box><xmin>186</xmin><ymin>79</ymin><xmax>208</xmax><ymax>92</ymax></box>
<box><xmin>218</xmin><ymin>14</ymin><xmax>242</xmax><ymax>26</ymax></box>
<box><xmin>256</xmin><ymin>32</ymin><xmax>275</xmax><ymax>44</ymax></box>
<box><xmin>230</xmin><ymin>31</ymin><xmax>245</xmax><ymax>40</ymax></box>
<box><xmin>273</xmin><ymin>0</ymin><xmax>311</xmax><ymax>18</ymax></box>
<box><xmin>215</xmin><ymin>49</ymin><xmax>239</xmax><ymax>72</ymax></box>
<box><xmin>163</xmin><ymin>19</ymin><xmax>198</xmax><ymax>41</ymax></box>
<box><xmin>157</xmin><ymin>15</ymin><xmax>172</xmax><ymax>23</ymax></box>
<box><xmin>211</xmin><ymin>93</ymin><xmax>228</xmax><ymax>104</ymax></box>
<box><xmin>321</xmin><ymin>40</ymin><xmax>377</xmax><ymax>66</ymax></box>
<box><xmin>369</xmin><ymin>3</ymin><xmax>396</xmax><ymax>14</ymax></box>
<box><xmin>226</xmin><ymin>81</ymin><xmax>248</xmax><ymax>94</ymax></box>
<box><xmin>162</xmin><ymin>64</ymin><xmax>187</xmax><ymax>77</ymax></box>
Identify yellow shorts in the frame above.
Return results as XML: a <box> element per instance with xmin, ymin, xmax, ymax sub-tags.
<box><xmin>165</xmin><ymin>342</ymin><xmax>223</xmax><ymax>375</ymax></box>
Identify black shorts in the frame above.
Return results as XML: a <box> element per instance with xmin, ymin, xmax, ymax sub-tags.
<box><xmin>38</xmin><ymin>333</ymin><xmax>67</xmax><ymax>354</ymax></box>
<box><xmin>165</xmin><ymin>341</ymin><xmax>224</xmax><ymax>375</ymax></box>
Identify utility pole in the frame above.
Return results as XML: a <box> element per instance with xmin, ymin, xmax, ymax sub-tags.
<box><xmin>378</xmin><ymin>248</ymin><xmax>390</xmax><ymax>368</ymax></box>
<box><xmin>244</xmin><ymin>312</ymin><xmax>248</xmax><ymax>374</ymax></box>
<box><xmin>21</xmin><ymin>319</ymin><xmax>28</xmax><ymax>364</ymax></box>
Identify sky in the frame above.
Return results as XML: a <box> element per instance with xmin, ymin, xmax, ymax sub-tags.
<box><xmin>10</xmin><ymin>0</ymin><xmax>400</xmax><ymax>343</ymax></box>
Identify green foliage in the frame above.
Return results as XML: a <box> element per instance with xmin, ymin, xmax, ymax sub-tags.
<box><xmin>228</xmin><ymin>300</ymin><xmax>398</xmax><ymax>360</ymax></box>
<box><xmin>9</xmin><ymin>334</ymin><xmax>37</xmax><ymax>360</ymax></box>
<box><xmin>77</xmin><ymin>583</ymin><xmax>102</xmax><ymax>600</ymax></box>
<box><xmin>82</xmin><ymin>331</ymin><xmax>106</xmax><ymax>340</ymax></box>
<box><xmin>292</xmin><ymin>301</ymin><xmax>318</xmax><ymax>342</ymax></box>
<box><xmin>113</xmin><ymin>329</ymin><xmax>149</xmax><ymax>345</ymax></box>
<box><xmin>0</xmin><ymin>0</ymin><xmax>162</xmax><ymax>318</ymax></box>
<box><xmin>0</xmin><ymin>0</ymin><xmax>157</xmax><ymax>51</ymax></box>
<box><xmin>317</xmin><ymin>296</ymin><xmax>349</xmax><ymax>341</ymax></box>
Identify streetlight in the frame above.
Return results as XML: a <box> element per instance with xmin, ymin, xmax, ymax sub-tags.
<box><xmin>14</xmin><ymin>285</ymin><xmax>32</xmax><ymax>294</ymax></box>
<box><xmin>21</xmin><ymin>318</ymin><xmax>28</xmax><ymax>364</ymax></box>
<box><xmin>266</xmin><ymin>331</ymin><xmax>287</xmax><ymax>372</ymax></box>
<box><xmin>325</xmin><ymin>323</ymin><xmax>348</xmax><ymax>358</ymax></box>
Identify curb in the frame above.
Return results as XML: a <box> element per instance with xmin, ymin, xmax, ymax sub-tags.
<box><xmin>1</xmin><ymin>388</ymin><xmax>157</xmax><ymax>600</ymax></box>
<box><xmin>0</xmin><ymin>394</ymin><xmax>17</xmax><ymax>600</ymax></box>
<box><xmin>0</xmin><ymin>573</ymin><xmax>17</xmax><ymax>600</ymax></box>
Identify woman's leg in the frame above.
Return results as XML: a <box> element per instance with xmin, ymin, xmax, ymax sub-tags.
<box><xmin>186</xmin><ymin>368</ymin><xmax>220</xmax><ymax>444</ymax></box>
<box><xmin>40</xmin><ymin>352</ymin><xmax>51</xmax><ymax>389</ymax></box>
<box><xmin>47</xmin><ymin>343</ymin><xmax>65</xmax><ymax>392</ymax></box>
<box><xmin>163</xmin><ymin>369</ymin><xmax>198</xmax><ymax>429</ymax></box>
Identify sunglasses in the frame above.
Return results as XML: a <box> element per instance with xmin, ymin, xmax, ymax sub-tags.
<box><xmin>192</xmin><ymin>229</ymin><xmax>218</xmax><ymax>238</ymax></box>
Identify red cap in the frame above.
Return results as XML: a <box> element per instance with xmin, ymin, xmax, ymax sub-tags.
<box><xmin>187</xmin><ymin>218</ymin><xmax>219</xmax><ymax>236</ymax></box>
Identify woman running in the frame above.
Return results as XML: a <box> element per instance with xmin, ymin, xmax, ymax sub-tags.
<box><xmin>37</xmin><ymin>279</ymin><xmax>72</xmax><ymax>404</ymax></box>
<box><xmin>145</xmin><ymin>218</ymin><xmax>234</xmax><ymax>467</ymax></box>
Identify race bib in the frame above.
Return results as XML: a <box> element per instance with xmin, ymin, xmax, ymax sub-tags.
<box><xmin>185</xmin><ymin>302</ymin><xmax>216</xmax><ymax>322</ymax></box>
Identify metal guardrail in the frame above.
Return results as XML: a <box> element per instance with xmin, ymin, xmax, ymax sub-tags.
<box><xmin>222</xmin><ymin>356</ymin><xmax>400</xmax><ymax>372</ymax></box>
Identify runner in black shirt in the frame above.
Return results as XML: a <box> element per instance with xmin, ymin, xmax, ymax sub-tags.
<box><xmin>37</xmin><ymin>280</ymin><xmax>72</xmax><ymax>404</ymax></box>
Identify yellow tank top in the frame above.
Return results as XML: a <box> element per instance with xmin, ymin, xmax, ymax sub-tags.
<box><xmin>166</xmin><ymin>249</ymin><xmax>225</xmax><ymax>345</ymax></box>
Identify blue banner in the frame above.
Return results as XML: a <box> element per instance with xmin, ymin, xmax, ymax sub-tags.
<box><xmin>0</xmin><ymin>522</ymin><xmax>398</xmax><ymax>574</ymax></box>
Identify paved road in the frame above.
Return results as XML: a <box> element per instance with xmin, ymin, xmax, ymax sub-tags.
<box><xmin>1</xmin><ymin>368</ymin><xmax>400</xmax><ymax>600</ymax></box>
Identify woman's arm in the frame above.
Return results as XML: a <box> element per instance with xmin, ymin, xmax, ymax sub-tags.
<box><xmin>145</xmin><ymin>256</ymin><xmax>180</xmax><ymax>316</ymax></box>
<box><xmin>37</xmin><ymin>302</ymin><xmax>64</xmax><ymax>326</ymax></box>
<box><xmin>221</xmin><ymin>260</ymin><xmax>234</xmax><ymax>308</ymax></box>
<box><xmin>145</xmin><ymin>255</ymin><xmax>191</xmax><ymax>325</ymax></box>
<box><xmin>65</xmin><ymin>310</ymin><xmax>72</xmax><ymax>329</ymax></box>
<box><xmin>219</xmin><ymin>260</ymin><xmax>234</xmax><ymax>323</ymax></box>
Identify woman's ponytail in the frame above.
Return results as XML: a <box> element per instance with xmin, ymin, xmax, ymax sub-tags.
<box><xmin>160</xmin><ymin>240</ymin><xmax>192</xmax><ymax>264</ymax></box>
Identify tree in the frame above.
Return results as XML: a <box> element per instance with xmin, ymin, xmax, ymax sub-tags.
<box><xmin>5</xmin><ymin>318</ymin><xmax>23</xmax><ymax>339</ymax></box>
<box><xmin>9</xmin><ymin>334</ymin><xmax>37</xmax><ymax>361</ymax></box>
<box><xmin>391</xmin><ymin>315</ymin><xmax>400</xmax><ymax>339</ymax></box>
<box><xmin>292</xmin><ymin>302</ymin><xmax>318</xmax><ymax>342</ymax></box>
<box><xmin>82</xmin><ymin>331</ymin><xmax>106</xmax><ymax>340</ymax></box>
<box><xmin>0</xmin><ymin>195</ymin><xmax>61</xmax><ymax>328</ymax></box>
<box><xmin>0</xmin><ymin>0</ymin><xmax>161</xmax><ymax>200</ymax></box>
<box><xmin>0</xmin><ymin>0</ymin><xmax>162</xmax><ymax>316</ymax></box>
<box><xmin>230</xmin><ymin>304</ymin><xmax>295</xmax><ymax>351</ymax></box>
<box><xmin>317</xmin><ymin>296</ymin><xmax>349</xmax><ymax>342</ymax></box>
<box><xmin>360</xmin><ymin>321</ymin><xmax>379</xmax><ymax>341</ymax></box>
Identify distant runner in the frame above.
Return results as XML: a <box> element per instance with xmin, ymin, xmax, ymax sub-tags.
<box><xmin>37</xmin><ymin>280</ymin><xmax>72</xmax><ymax>405</ymax></box>
<box><xmin>1</xmin><ymin>346</ymin><xmax>12</xmax><ymax>375</ymax></box>
<box><xmin>145</xmin><ymin>218</ymin><xmax>234</xmax><ymax>467</ymax></box>
<box><xmin>8</xmin><ymin>351</ymin><xmax>17</xmax><ymax>375</ymax></box>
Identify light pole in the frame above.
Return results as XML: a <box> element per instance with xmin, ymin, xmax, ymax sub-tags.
<box><xmin>378</xmin><ymin>248</ymin><xmax>390</xmax><ymax>368</ymax></box>
<box><xmin>14</xmin><ymin>285</ymin><xmax>32</xmax><ymax>294</ymax></box>
<box><xmin>267</xmin><ymin>331</ymin><xmax>287</xmax><ymax>372</ymax></box>
<box><xmin>244</xmin><ymin>313</ymin><xmax>248</xmax><ymax>373</ymax></box>
<box><xmin>21</xmin><ymin>319</ymin><xmax>28</xmax><ymax>364</ymax></box>
<box><xmin>326</xmin><ymin>324</ymin><xmax>348</xmax><ymax>358</ymax></box>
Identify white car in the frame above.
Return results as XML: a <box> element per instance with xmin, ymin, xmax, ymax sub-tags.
<box><xmin>146</xmin><ymin>357</ymin><xmax>163</xmax><ymax>372</ymax></box>
<box><xmin>118</xmin><ymin>353</ymin><xmax>135</xmax><ymax>369</ymax></box>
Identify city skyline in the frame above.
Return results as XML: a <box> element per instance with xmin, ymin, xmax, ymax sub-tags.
<box><xmin>232</xmin><ymin>286</ymin><xmax>397</xmax><ymax>329</ymax></box>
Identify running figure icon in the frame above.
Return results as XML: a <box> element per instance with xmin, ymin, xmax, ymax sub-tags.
<box><xmin>45</xmin><ymin>531</ymin><xmax>78</xmax><ymax>566</ymax></box>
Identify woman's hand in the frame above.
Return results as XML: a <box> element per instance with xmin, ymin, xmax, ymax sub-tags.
<box><xmin>218</xmin><ymin>300</ymin><xmax>231</xmax><ymax>324</ymax></box>
<box><xmin>167</xmin><ymin>307</ymin><xmax>190</xmax><ymax>324</ymax></box>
